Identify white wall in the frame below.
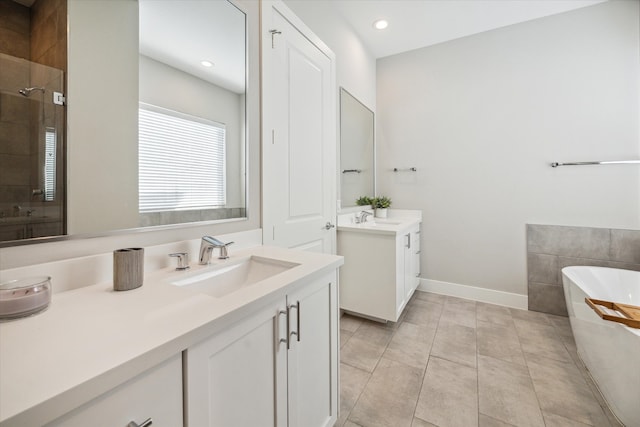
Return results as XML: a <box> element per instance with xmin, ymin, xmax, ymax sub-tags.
<box><xmin>284</xmin><ymin>0</ymin><xmax>376</xmax><ymax>111</ymax></box>
<box><xmin>377</xmin><ymin>0</ymin><xmax>640</xmax><ymax>297</ymax></box>
<box><xmin>66</xmin><ymin>0</ymin><xmax>140</xmax><ymax>234</ymax></box>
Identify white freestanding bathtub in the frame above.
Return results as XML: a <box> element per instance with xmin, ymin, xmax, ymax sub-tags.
<box><xmin>562</xmin><ymin>266</ymin><xmax>640</xmax><ymax>427</ymax></box>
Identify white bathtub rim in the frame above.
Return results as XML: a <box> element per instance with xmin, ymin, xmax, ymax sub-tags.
<box><xmin>562</xmin><ymin>266</ymin><xmax>640</xmax><ymax>338</ymax></box>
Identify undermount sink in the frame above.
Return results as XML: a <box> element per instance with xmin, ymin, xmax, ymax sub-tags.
<box><xmin>170</xmin><ymin>256</ymin><xmax>299</xmax><ymax>298</ymax></box>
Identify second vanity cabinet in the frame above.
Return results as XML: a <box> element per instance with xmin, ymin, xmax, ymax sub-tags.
<box><xmin>184</xmin><ymin>272</ymin><xmax>338</xmax><ymax>427</ymax></box>
<box><xmin>338</xmin><ymin>214</ymin><xmax>421</xmax><ymax>322</ymax></box>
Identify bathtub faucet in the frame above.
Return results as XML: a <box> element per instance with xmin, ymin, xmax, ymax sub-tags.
<box><xmin>199</xmin><ymin>236</ymin><xmax>234</xmax><ymax>264</ymax></box>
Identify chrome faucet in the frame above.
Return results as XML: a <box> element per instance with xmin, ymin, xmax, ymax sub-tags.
<box><xmin>169</xmin><ymin>252</ymin><xmax>190</xmax><ymax>270</ymax></box>
<box><xmin>355</xmin><ymin>210</ymin><xmax>374</xmax><ymax>224</ymax></box>
<box><xmin>199</xmin><ymin>236</ymin><xmax>234</xmax><ymax>264</ymax></box>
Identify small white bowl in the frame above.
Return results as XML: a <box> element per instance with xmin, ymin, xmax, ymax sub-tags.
<box><xmin>0</xmin><ymin>276</ymin><xmax>51</xmax><ymax>320</ymax></box>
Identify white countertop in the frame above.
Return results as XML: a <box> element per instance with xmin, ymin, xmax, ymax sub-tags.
<box><xmin>0</xmin><ymin>246</ymin><xmax>343</xmax><ymax>427</ymax></box>
<box><xmin>337</xmin><ymin>210</ymin><xmax>422</xmax><ymax>235</ymax></box>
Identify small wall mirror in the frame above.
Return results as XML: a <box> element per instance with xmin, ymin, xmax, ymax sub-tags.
<box><xmin>339</xmin><ymin>88</ymin><xmax>375</xmax><ymax>208</ymax></box>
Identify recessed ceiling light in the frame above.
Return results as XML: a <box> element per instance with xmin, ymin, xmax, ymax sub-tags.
<box><xmin>200</xmin><ymin>60</ymin><xmax>214</xmax><ymax>67</ymax></box>
<box><xmin>373</xmin><ymin>19</ymin><xmax>388</xmax><ymax>30</ymax></box>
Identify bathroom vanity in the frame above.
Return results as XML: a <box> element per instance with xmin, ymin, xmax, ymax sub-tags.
<box><xmin>0</xmin><ymin>246</ymin><xmax>342</xmax><ymax>427</ymax></box>
<box><xmin>337</xmin><ymin>209</ymin><xmax>422</xmax><ymax>322</ymax></box>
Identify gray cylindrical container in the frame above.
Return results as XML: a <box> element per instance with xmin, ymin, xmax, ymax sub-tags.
<box><xmin>113</xmin><ymin>248</ymin><xmax>144</xmax><ymax>291</ymax></box>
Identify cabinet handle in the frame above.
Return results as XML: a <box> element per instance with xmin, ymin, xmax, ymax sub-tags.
<box><xmin>278</xmin><ymin>310</ymin><xmax>288</xmax><ymax>346</ymax></box>
<box><xmin>406</xmin><ymin>233</ymin><xmax>411</xmax><ymax>249</ymax></box>
<box><xmin>286</xmin><ymin>305</ymin><xmax>293</xmax><ymax>350</ymax></box>
<box><xmin>295</xmin><ymin>301</ymin><xmax>301</xmax><ymax>342</ymax></box>
<box><xmin>288</xmin><ymin>301</ymin><xmax>301</xmax><ymax>346</ymax></box>
<box><xmin>127</xmin><ymin>418</ymin><xmax>152</xmax><ymax>427</ymax></box>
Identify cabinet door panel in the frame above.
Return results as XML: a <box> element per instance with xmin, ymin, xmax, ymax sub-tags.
<box><xmin>397</xmin><ymin>232</ymin><xmax>409</xmax><ymax>317</ymax></box>
<box><xmin>185</xmin><ymin>302</ymin><xmax>287</xmax><ymax>427</ymax></box>
<box><xmin>287</xmin><ymin>274</ymin><xmax>338</xmax><ymax>427</ymax></box>
<box><xmin>412</xmin><ymin>227</ymin><xmax>422</xmax><ymax>292</ymax></box>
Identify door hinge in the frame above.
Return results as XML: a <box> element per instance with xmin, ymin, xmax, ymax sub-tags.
<box><xmin>53</xmin><ymin>91</ymin><xmax>65</xmax><ymax>106</ymax></box>
<box><xmin>269</xmin><ymin>29</ymin><xmax>282</xmax><ymax>48</ymax></box>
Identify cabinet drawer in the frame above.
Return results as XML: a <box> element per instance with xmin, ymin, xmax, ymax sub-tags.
<box><xmin>46</xmin><ymin>355</ymin><xmax>183</xmax><ymax>427</ymax></box>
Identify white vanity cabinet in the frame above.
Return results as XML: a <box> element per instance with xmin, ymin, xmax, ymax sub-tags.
<box><xmin>1</xmin><ymin>246</ymin><xmax>343</xmax><ymax>427</ymax></box>
<box><xmin>184</xmin><ymin>271</ymin><xmax>338</xmax><ymax>427</ymax></box>
<box><xmin>338</xmin><ymin>217</ymin><xmax>421</xmax><ymax>322</ymax></box>
<box><xmin>45</xmin><ymin>355</ymin><xmax>183</xmax><ymax>427</ymax></box>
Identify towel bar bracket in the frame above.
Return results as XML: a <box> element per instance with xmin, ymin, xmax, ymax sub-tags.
<box><xmin>551</xmin><ymin>160</ymin><xmax>640</xmax><ymax>168</ymax></box>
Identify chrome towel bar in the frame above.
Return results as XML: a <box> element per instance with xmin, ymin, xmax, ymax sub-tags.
<box><xmin>550</xmin><ymin>160</ymin><xmax>640</xmax><ymax>168</ymax></box>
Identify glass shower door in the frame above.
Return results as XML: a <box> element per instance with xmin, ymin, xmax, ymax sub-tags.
<box><xmin>0</xmin><ymin>52</ymin><xmax>65</xmax><ymax>242</ymax></box>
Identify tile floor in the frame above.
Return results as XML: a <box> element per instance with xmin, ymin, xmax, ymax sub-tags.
<box><xmin>337</xmin><ymin>291</ymin><xmax>622</xmax><ymax>427</ymax></box>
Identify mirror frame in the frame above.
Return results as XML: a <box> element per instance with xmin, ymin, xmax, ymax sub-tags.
<box><xmin>0</xmin><ymin>0</ymin><xmax>257</xmax><ymax>248</ymax></box>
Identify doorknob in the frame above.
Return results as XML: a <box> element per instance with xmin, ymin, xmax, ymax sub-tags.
<box><xmin>324</xmin><ymin>222</ymin><xmax>335</xmax><ymax>230</ymax></box>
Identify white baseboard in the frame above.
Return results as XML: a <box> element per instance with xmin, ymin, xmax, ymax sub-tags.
<box><xmin>418</xmin><ymin>278</ymin><xmax>528</xmax><ymax>310</ymax></box>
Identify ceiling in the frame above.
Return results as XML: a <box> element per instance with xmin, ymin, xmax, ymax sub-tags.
<box><xmin>329</xmin><ymin>0</ymin><xmax>607</xmax><ymax>58</ymax></box>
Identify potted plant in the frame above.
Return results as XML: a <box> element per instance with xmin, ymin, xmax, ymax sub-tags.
<box><xmin>355</xmin><ymin>196</ymin><xmax>374</xmax><ymax>206</ymax></box>
<box><xmin>372</xmin><ymin>196</ymin><xmax>391</xmax><ymax>218</ymax></box>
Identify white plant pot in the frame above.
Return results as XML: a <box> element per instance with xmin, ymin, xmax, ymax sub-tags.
<box><xmin>375</xmin><ymin>208</ymin><xmax>388</xmax><ymax>218</ymax></box>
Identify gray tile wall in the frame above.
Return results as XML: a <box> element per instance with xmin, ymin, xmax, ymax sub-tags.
<box><xmin>526</xmin><ymin>224</ymin><xmax>640</xmax><ymax>316</ymax></box>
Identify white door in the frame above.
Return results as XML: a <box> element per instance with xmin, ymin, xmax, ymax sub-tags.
<box><xmin>262</xmin><ymin>1</ymin><xmax>337</xmax><ymax>254</ymax></box>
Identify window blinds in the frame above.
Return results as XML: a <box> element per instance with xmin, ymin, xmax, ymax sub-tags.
<box><xmin>138</xmin><ymin>104</ymin><xmax>226</xmax><ymax>212</ymax></box>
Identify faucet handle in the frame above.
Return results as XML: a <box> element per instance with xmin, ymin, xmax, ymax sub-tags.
<box><xmin>218</xmin><ymin>241</ymin><xmax>234</xmax><ymax>260</ymax></box>
<box><xmin>169</xmin><ymin>252</ymin><xmax>190</xmax><ymax>270</ymax></box>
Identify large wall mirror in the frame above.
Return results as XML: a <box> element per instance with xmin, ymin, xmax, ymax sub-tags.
<box><xmin>0</xmin><ymin>0</ymin><xmax>250</xmax><ymax>246</ymax></box>
<box><xmin>339</xmin><ymin>88</ymin><xmax>375</xmax><ymax>208</ymax></box>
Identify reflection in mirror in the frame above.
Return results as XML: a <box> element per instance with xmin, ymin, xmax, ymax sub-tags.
<box><xmin>340</xmin><ymin>88</ymin><xmax>375</xmax><ymax>208</ymax></box>
<box><xmin>138</xmin><ymin>0</ymin><xmax>246</xmax><ymax>227</ymax></box>
<box><xmin>0</xmin><ymin>0</ymin><xmax>67</xmax><ymax>243</ymax></box>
